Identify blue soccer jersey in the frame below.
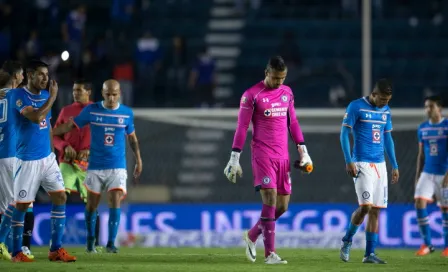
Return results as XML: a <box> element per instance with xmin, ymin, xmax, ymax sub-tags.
<box><xmin>12</xmin><ymin>88</ymin><xmax>52</xmax><ymax>161</ymax></box>
<box><xmin>342</xmin><ymin>97</ymin><xmax>393</xmax><ymax>163</ymax></box>
<box><xmin>73</xmin><ymin>101</ymin><xmax>135</xmax><ymax>170</ymax></box>
<box><xmin>418</xmin><ymin>118</ymin><xmax>448</xmax><ymax>175</ymax></box>
<box><xmin>0</xmin><ymin>88</ymin><xmax>17</xmax><ymax>159</ymax></box>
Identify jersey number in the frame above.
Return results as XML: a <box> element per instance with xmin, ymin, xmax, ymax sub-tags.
<box><xmin>0</xmin><ymin>99</ymin><xmax>7</xmax><ymax>123</ymax></box>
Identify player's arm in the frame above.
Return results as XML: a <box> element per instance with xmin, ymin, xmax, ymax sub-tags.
<box><xmin>53</xmin><ymin>108</ymin><xmax>70</xmax><ymax>151</ymax></box>
<box><xmin>224</xmin><ymin>93</ymin><xmax>253</xmax><ymax>183</ymax></box>
<box><xmin>53</xmin><ymin>106</ymin><xmax>90</xmax><ymax>136</ymax></box>
<box><xmin>126</xmin><ymin>112</ymin><xmax>142</xmax><ymax>182</ymax></box>
<box><xmin>19</xmin><ymin>80</ymin><xmax>58</xmax><ymax>124</ymax></box>
<box><xmin>287</xmin><ymin>95</ymin><xmax>312</xmax><ymax>173</ymax></box>
<box><xmin>415</xmin><ymin>131</ymin><xmax>424</xmax><ymax>185</ymax></box>
<box><xmin>341</xmin><ymin>103</ymin><xmax>357</xmax><ymax>177</ymax></box>
<box><xmin>384</xmin><ymin>113</ymin><xmax>399</xmax><ymax>183</ymax></box>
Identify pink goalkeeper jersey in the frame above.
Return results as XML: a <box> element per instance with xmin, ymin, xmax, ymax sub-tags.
<box><xmin>232</xmin><ymin>81</ymin><xmax>304</xmax><ymax>159</ymax></box>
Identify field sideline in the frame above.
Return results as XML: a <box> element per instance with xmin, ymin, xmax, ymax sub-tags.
<box><xmin>1</xmin><ymin>247</ymin><xmax>446</xmax><ymax>272</ymax></box>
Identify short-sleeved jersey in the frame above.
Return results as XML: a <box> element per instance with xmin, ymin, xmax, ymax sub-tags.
<box><xmin>418</xmin><ymin>118</ymin><xmax>448</xmax><ymax>175</ymax></box>
<box><xmin>12</xmin><ymin>88</ymin><xmax>52</xmax><ymax>161</ymax></box>
<box><xmin>73</xmin><ymin>101</ymin><xmax>135</xmax><ymax>170</ymax></box>
<box><xmin>238</xmin><ymin>81</ymin><xmax>297</xmax><ymax>159</ymax></box>
<box><xmin>0</xmin><ymin>88</ymin><xmax>17</xmax><ymax>159</ymax></box>
<box><xmin>342</xmin><ymin>97</ymin><xmax>393</xmax><ymax>163</ymax></box>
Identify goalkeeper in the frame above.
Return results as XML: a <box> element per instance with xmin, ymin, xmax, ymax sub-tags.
<box><xmin>53</xmin><ymin>79</ymin><xmax>100</xmax><ymax>248</ymax></box>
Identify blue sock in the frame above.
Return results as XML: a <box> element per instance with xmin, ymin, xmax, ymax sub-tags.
<box><xmin>85</xmin><ymin>210</ymin><xmax>97</xmax><ymax>250</ymax></box>
<box><xmin>0</xmin><ymin>204</ymin><xmax>14</xmax><ymax>243</ymax></box>
<box><xmin>365</xmin><ymin>232</ymin><xmax>378</xmax><ymax>257</ymax></box>
<box><xmin>11</xmin><ymin>209</ymin><xmax>26</xmax><ymax>256</ymax></box>
<box><xmin>416</xmin><ymin>208</ymin><xmax>431</xmax><ymax>246</ymax></box>
<box><xmin>50</xmin><ymin>204</ymin><xmax>66</xmax><ymax>252</ymax></box>
<box><xmin>443</xmin><ymin>212</ymin><xmax>448</xmax><ymax>248</ymax></box>
<box><xmin>6</xmin><ymin>229</ymin><xmax>12</xmax><ymax>253</ymax></box>
<box><xmin>342</xmin><ymin>222</ymin><xmax>359</xmax><ymax>242</ymax></box>
<box><xmin>107</xmin><ymin>208</ymin><xmax>121</xmax><ymax>247</ymax></box>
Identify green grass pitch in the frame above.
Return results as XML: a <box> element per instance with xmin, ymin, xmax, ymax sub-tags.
<box><xmin>1</xmin><ymin>247</ymin><xmax>447</xmax><ymax>272</ymax></box>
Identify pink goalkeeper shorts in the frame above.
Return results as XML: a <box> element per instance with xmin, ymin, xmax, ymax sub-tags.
<box><xmin>252</xmin><ymin>157</ymin><xmax>291</xmax><ymax>195</ymax></box>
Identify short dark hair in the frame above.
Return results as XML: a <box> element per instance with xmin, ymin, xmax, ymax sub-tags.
<box><xmin>74</xmin><ymin>79</ymin><xmax>93</xmax><ymax>91</ymax></box>
<box><xmin>373</xmin><ymin>78</ymin><xmax>392</xmax><ymax>95</ymax></box>
<box><xmin>425</xmin><ymin>95</ymin><xmax>443</xmax><ymax>107</ymax></box>
<box><xmin>2</xmin><ymin>60</ymin><xmax>22</xmax><ymax>75</ymax></box>
<box><xmin>0</xmin><ymin>70</ymin><xmax>13</xmax><ymax>87</ymax></box>
<box><xmin>266</xmin><ymin>56</ymin><xmax>287</xmax><ymax>72</ymax></box>
<box><xmin>26</xmin><ymin>59</ymin><xmax>49</xmax><ymax>72</ymax></box>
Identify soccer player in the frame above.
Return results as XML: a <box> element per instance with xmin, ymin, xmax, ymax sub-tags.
<box><xmin>339</xmin><ymin>79</ymin><xmax>399</xmax><ymax>264</ymax></box>
<box><xmin>10</xmin><ymin>60</ymin><xmax>76</xmax><ymax>262</ymax></box>
<box><xmin>414</xmin><ymin>95</ymin><xmax>448</xmax><ymax>257</ymax></box>
<box><xmin>53</xmin><ymin>79</ymin><xmax>143</xmax><ymax>253</ymax></box>
<box><xmin>224</xmin><ymin>56</ymin><xmax>312</xmax><ymax>265</ymax></box>
<box><xmin>53</xmin><ymin>79</ymin><xmax>101</xmax><ymax>249</ymax></box>
<box><xmin>0</xmin><ymin>63</ymin><xmax>23</xmax><ymax>260</ymax></box>
<box><xmin>1</xmin><ymin>61</ymin><xmax>35</xmax><ymax>258</ymax></box>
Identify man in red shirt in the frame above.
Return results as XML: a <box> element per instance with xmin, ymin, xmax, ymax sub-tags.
<box><xmin>53</xmin><ymin>79</ymin><xmax>100</xmax><ymax>249</ymax></box>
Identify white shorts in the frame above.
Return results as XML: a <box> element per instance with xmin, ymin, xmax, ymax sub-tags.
<box><xmin>0</xmin><ymin>157</ymin><xmax>14</xmax><ymax>213</ymax></box>
<box><xmin>415</xmin><ymin>172</ymin><xmax>448</xmax><ymax>207</ymax></box>
<box><xmin>13</xmin><ymin>153</ymin><xmax>65</xmax><ymax>203</ymax></box>
<box><xmin>354</xmin><ymin>162</ymin><xmax>388</xmax><ymax>208</ymax></box>
<box><xmin>84</xmin><ymin>169</ymin><xmax>127</xmax><ymax>195</ymax></box>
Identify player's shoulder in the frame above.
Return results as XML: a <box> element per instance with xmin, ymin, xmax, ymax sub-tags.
<box><xmin>244</xmin><ymin>81</ymin><xmax>265</xmax><ymax>96</ymax></box>
<box><xmin>118</xmin><ymin>104</ymin><xmax>134</xmax><ymax>116</ymax></box>
<box><xmin>279</xmin><ymin>84</ymin><xmax>293</xmax><ymax>95</ymax></box>
<box><xmin>346</xmin><ymin>97</ymin><xmax>366</xmax><ymax>110</ymax></box>
<box><xmin>418</xmin><ymin>120</ymin><xmax>430</xmax><ymax>129</ymax></box>
<box><xmin>442</xmin><ymin>118</ymin><xmax>448</xmax><ymax>126</ymax></box>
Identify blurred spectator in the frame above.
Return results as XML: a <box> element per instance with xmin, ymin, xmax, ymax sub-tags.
<box><xmin>277</xmin><ymin>31</ymin><xmax>304</xmax><ymax>84</ymax></box>
<box><xmin>24</xmin><ymin>30</ymin><xmax>41</xmax><ymax>59</ymax></box>
<box><xmin>62</xmin><ymin>4</ymin><xmax>87</xmax><ymax>74</ymax></box>
<box><xmin>41</xmin><ymin>49</ymin><xmax>61</xmax><ymax>81</ymax></box>
<box><xmin>114</xmin><ymin>62</ymin><xmax>134</xmax><ymax>106</ymax></box>
<box><xmin>166</xmin><ymin>35</ymin><xmax>188</xmax><ymax>106</ymax></box>
<box><xmin>34</xmin><ymin>0</ymin><xmax>59</xmax><ymax>26</ymax></box>
<box><xmin>111</xmin><ymin>0</ymin><xmax>135</xmax><ymax>32</ymax></box>
<box><xmin>188</xmin><ymin>47</ymin><xmax>216</xmax><ymax>108</ymax></box>
<box><xmin>0</xmin><ymin>29</ymin><xmax>10</xmax><ymax>64</ymax></box>
<box><xmin>135</xmin><ymin>31</ymin><xmax>162</xmax><ymax>102</ymax></box>
<box><xmin>235</xmin><ymin>0</ymin><xmax>261</xmax><ymax>15</ymax></box>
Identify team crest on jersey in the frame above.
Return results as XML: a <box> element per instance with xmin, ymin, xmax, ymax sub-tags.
<box><xmin>362</xmin><ymin>191</ymin><xmax>370</xmax><ymax>199</ymax></box>
<box><xmin>372</xmin><ymin>129</ymin><xmax>381</xmax><ymax>143</ymax></box>
<box><xmin>39</xmin><ymin>119</ymin><xmax>48</xmax><ymax>129</ymax></box>
<box><xmin>16</xmin><ymin>99</ymin><xmax>22</xmax><ymax>107</ymax></box>
<box><xmin>241</xmin><ymin>96</ymin><xmax>247</xmax><ymax>104</ymax></box>
<box><xmin>264</xmin><ymin>109</ymin><xmax>272</xmax><ymax>117</ymax></box>
<box><xmin>382</xmin><ymin>114</ymin><xmax>387</xmax><ymax>121</ymax></box>
<box><xmin>118</xmin><ymin>117</ymin><xmax>124</xmax><ymax>124</ymax></box>
<box><xmin>281</xmin><ymin>95</ymin><xmax>288</xmax><ymax>102</ymax></box>
<box><xmin>104</xmin><ymin>134</ymin><xmax>115</xmax><ymax>146</ymax></box>
<box><xmin>262</xmin><ymin>176</ymin><xmax>271</xmax><ymax>185</ymax></box>
<box><xmin>430</xmin><ymin>143</ymin><xmax>438</xmax><ymax>156</ymax></box>
<box><xmin>438</xmin><ymin>129</ymin><xmax>443</xmax><ymax>136</ymax></box>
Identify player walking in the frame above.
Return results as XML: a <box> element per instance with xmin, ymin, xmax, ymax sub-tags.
<box><xmin>53</xmin><ymin>79</ymin><xmax>143</xmax><ymax>253</ymax></box>
<box><xmin>339</xmin><ymin>79</ymin><xmax>399</xmax><ymax>264</ymax></box>
<box><xmin>224</xmin><ymin>56</ymin><xmax>313</xmax><ymax>265</ymax></box>
<box><xmin>10</xmin><ymin>60</ymin><xmax>76</xmax><ymax>262</ymax></box>
<box><xmin>414</xmin><ymin>95</ymin><xmax>448</xmax><ymax>257</ymax></box>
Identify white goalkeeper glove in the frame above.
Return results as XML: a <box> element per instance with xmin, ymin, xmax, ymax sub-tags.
<box><xmin>224</xmin><ymin>151</ymin><xmax>243</xmax><ymax>183</ymax></box>
<box><xmin>295</xmin><ymin>145</ymin><xmax>313</xmax><ymax>173</ymax></box>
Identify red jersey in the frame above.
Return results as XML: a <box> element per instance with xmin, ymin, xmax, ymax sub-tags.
<box><xmin>53</xmin><ymin>101</ymin><xmax>93</xmax><ymax>163</ymax></box>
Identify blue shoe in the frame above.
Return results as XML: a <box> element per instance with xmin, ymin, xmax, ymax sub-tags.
<box><xmin>362</xmin><ymin>253</ymin><xmax>387</xmax><ymax>264</ymax></box>
<box><xmin>340</xmin><ymin>241</ymin><xmax>352</xmax><ymax>262</ymax></box>
<box><xmin>106</xmin><ymin>245</ymin><xmax>119</xmax><ymax>253</ymax></box>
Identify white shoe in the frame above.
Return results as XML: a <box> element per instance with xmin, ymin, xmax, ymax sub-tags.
<box><xmin>265</xmin><ymin>252</ymin><xmax>287</xmax><ymax>265</ymax></box>
<box><xmin>243</xmin><ymin>230</ymin><xmax>256</xmax><ymax>262</ymax></box>
<box><xmin>21</xmin><ymin>246</ymin><xmax>34</xmax><ymax>259</ymax></box>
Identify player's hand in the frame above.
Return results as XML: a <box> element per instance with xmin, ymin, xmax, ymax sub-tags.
<box><xmin>294</xmin><ymin>145</ymin><xmax>313</xmax><ymax>174</ymax></box>
<box><xmin>49</xmin><ymin>80</ymin><xmax>58</xmax><ymax>98</ymax></box>
<box><xmin>77</xmin><ymin>149</ymin><xmax>90</xmax><ymax>161</ymax></box>
<box><xmin>224</xmin><ymin>151</ymin><xmax>243</xmax><ymax>183</ymax></box>
<box><xmin>64</xmin><ymin>145</ymin><xmax>77</xmax><ymax>162</ymax></box>
<box><xmin>346</xmin><ymin>163</ymin><xmax>358</xmax><ymax>178</ymax></box>
<box><xmin>133</xmin><ymin>159</ymin><xmax>143</xmax><ymax>185</ymax></box>
<box><xmin>0</xmin><ymin>90</ymin><xmax>5</xmax><ymax>99</ymax></box>
<box><xmin>391</xmin><ymin>169</ymin><xmax>399</xmax><ymax>184</ymax></box>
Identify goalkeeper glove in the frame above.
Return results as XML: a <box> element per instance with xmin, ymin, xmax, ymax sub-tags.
<box><xmin>294</xmin><ymin>145</ymin><xmax>313</xmax><ymax>174</ymax></box>
<box><xmin>224</xmin><ymin>151</ymin><xmax>243</xmax><ymax>183</ymax></box>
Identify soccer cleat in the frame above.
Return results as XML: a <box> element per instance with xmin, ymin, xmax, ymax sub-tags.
<box><xmin>106</xmin><ymin>245</ymin><xmax>119</xmax><ymax>253</ymax></box>
<box><xmin>243</xmin><ymin>230</ymin><xmax>256</xmax><ymax>263</ymax></box>
<box><xmin>85</xmin><ymin>247</ymin><xmax>98</xmax><ymax>254</ymax></box>
<box><xmin>95</xmin><ymin>246</ymin><xmax>104</xmax><ymax>253</ymax></box>
<box><xmin>340</xmin><ymin>241</ymin><xmax>352</xmax><ymax>262</ymax></box>
<box><xmin>12</xmin><ymin>252</ymin><xmax>34</xmax><ymax>262</ymax></box>
<box><xmin>441</xmin><ymin>248</ymin><xmax>448</xmax><ymax>257</ymax></box>
<box><xmin>415</xmin><ymin>245</ymin><xmax>435</xmax><ymax>256</ymax></box>
<box><xmin>362</xmin><ymin>253</ymin><xmax>387</xmax><ymax>264</ymax></box>
<box><xmin>21</xmin><ymin>246</ymin><xmax>34</xmax><ymax>259</ymax></box>
<box><xmin>0</xmin><ymin>243</ymin><xmax>11</xmax><ymax>260</ymax></box>
<box><xmin>265</xmin><ymin>252</ymin><xmax>287</xmax><ymax>265</ymax></box>
<box><xmin>48</xmin><ymin>248</ymin><xmax>77</xmax><ymax>262</ymax></box>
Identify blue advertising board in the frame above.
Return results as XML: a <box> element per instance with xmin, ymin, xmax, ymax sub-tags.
<box><xmin>31</xmin><ymin>203</ymin><xmax>444</xmax><ymax>248</ymax></box>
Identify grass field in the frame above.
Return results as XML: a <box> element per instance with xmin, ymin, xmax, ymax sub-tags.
<box><xmin>1</xmin><ymin>247</ymin><xmax>447</xmax><ymax>272</ymax></box>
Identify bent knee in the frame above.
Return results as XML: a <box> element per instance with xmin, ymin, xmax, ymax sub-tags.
<box><xmin>50</xmin><ymin>191</ymin><xmax>67</xmax><ymax>204</ymax></box>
